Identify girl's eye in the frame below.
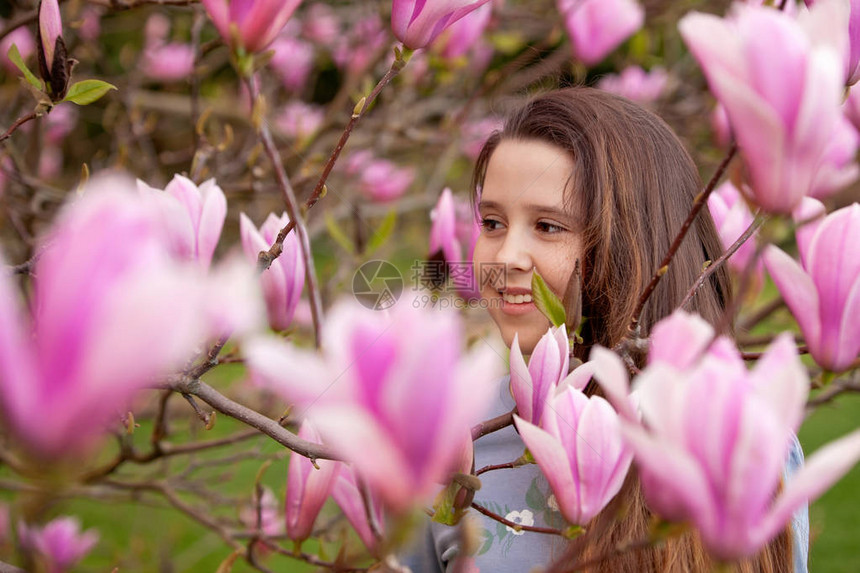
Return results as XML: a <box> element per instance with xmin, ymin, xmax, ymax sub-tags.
<box><xmin>480</xmin><ymin>218</ymin><xmax>503</xmax><ymax>232</ymax></box>
<box><xmin>537</xmin><ymin>221</ymin><xmax>564</xmax><ymax>234</ymax></box>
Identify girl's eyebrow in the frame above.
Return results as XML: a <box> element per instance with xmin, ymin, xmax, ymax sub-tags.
<box><xmin>478</xmin><ymin>200</ymin><xmax>570</xmax><ymax>219</ymax></box>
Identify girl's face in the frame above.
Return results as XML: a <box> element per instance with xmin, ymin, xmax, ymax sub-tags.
<box><xmin>473</xmin><ymin>139</ymin><xmax>583</xmax><ymax>355</ymax></box>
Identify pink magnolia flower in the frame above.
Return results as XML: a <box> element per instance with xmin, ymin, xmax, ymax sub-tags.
<box><xmin>429</xmin><ymin>187</ymin><xmax>482</xmax><ymax>300</ymax></box>
<box><xmin>391</xmin><ymin>0</ymin><xmax>493</xmax><ymax>49</ymax></box>
<box><xmin>141</xmin><ymin>17</ymin><xmax>196</xmax><ymax>83</ymax></box>
<box><xmin>359</xmin><ymin>159</ymin><xmax>414</xmax><ymax>202</ymax></box>
<box><xmin>332</xmin><ymin>14</ymin><xmax>388</xmax><ymax>75</ymax></box>
<box><xmin>809</xmin><ymin>115</ymin><xmax>860</xmax><ymax>199</ymax></box>
<box><xmin>679</xmin><ymin>2</ymin><xmax>849</xmax><ymax>213</ymax></box>
<box><xmin>239</xmin><ymin>487</ymin><xmax>284</xmax><ymax>536</ymax></box>
<box><xmin>593</xmin><ymin>310</ymin><xmax>860</xmax><ymax>560</ymax></box>
<box><xmin>77</xmin><ymin>6</ymin><xmax>102</xmax><ymax>42</ymax></box>
<box><xmin>276</xmin><ymin>101</ymin><xmax>324</xmax><ymax>141</ymax></box>
<box><xmin>302</xmin><ymin>4</ymin><xmax>340</xmax><ymax>47</ymax></box>
<box><xmin>201</xmin><ymin>0</ymin><xmax>302</xmax><ymax>54</ymax></box>
<box><xmin>331</xmin><ymin>463</ymin><xmax>385</xmax><ymax>552</ymax></box>
<box><xmin>239</xmin><ymin>212</ymin><xmax>305</xmax><ymax>331</ymax></box>
<box><xmin>792</xmin><ymin>196</ymin><xmax>826</xmax><ymax>267</ymax></box>
<box><xmin>514</xmin><ymin>384</ymin><xmax>632</xmax><ymax>526</ymax></box>
<box><xmin>138</xmin><ymin>175</ymin><xmax>227</xmax><ymax>270</ymax></box>
<box><xmin>270</xmin><ymin>33</ymin><xmax>314</xmax><ymax>92</ymax></box>
<box><xmin>804</xmin><ymin>0</ymin><xmax>860</xmax><ymax>85</ymax></box>
<box><xmin>141</xmin><ymin>43</ymin><xmax>195</xmax><ymax>82</ymax></box>
<box><xmin>38</xmin><ymin>0</ymin><xmax>62</xmax><ymax>69</ymax></box>
<box><xmin>0</xmin><ymin>177</ymin><xmax>206</xmax><ymax>458</ymax></box>
<box><xmin>597</xmin><ymin>66</ymin><xmax>668</xmax><ymax>104</ymax></box>
<box><xmin>19</xmin><ymin>517</ymin><xmax>98</xmax><ymax>573</ymax></box>
<box><xmin>707</xmin><ymin>182</ymin><xmax>761</xmax><ymax>279</ymax></box>
<box><xmin>509</xmin><ymin>325</ymin><xmax>570</xmax><ymax>426</ymax></box>
<box><xmin>1</xmin><ymin>27</ymin><xmax>35</xmax><ymax>74</ymax></box>
<box><xmin>763</xmin><ymin>203</ymin><xmax>860</xmax><ymax>372</ymax></box>
<box><xmin>286</xmin><ymin>421</ymin><xmax>338</xmax><ymax>542</ymax></box>
<box><xmin>434</xmin><ymin>1</ymin><xmax>492</xmax><ymax>59</ymax></box>
<box><xmin>558</xmin><ymin>0</ymin><xmax>645</xmax><ymax>66</ymax></box>
<box><xmin>244</xmin><ymin>300</ymin><xmax>501</xmax><ymax>512</ymax></box>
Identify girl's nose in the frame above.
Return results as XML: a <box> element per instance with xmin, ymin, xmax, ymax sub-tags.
<box><xmin>495</xmin><ymin>230</ymin><xmax>532</xmax><ymax>273</ymax></box>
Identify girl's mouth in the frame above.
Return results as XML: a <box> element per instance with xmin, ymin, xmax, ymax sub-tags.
<box><xmin>498</xmin><ymin>290</ymin><xmax>536</xmax><ymax>315</ymax></box>
<box><xmin>501</xmin><ymin>292</ymin><xmax>533</xmax><ymax>304</ymax></box>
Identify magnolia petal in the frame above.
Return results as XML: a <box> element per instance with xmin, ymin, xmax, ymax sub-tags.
<box><xmin>0</xmin><ymin>252</ymin><xmax>40</xmax><ymax>436</ymax></box>
<box><xmin>762</xmin><ymin>246</ymin><xmax>820</xmax><ymax>352</ymax></box>
<box><xmin>648</xmin><ymin>310</ymin><xmax>713</xmax><ymax>370</ymax></box>
<box><xmin>239</xmin><ymin>213</ymin><xmax>271</xmax><ymax>258</ymax></box>
<box><xmin>528</xmin><ymin>326</ymin><xmax>565</xmax><ymax>425</ymax></box>
<box><xmin>514</xmin><ymin>415</ymin><xmax>580</xmax><ymax>524</ymax></box>
<box><xmin>556</xmin><ymin>360</ymin><xmax>595</xmax><ymax>394</ymax></box>
<box><xmin>792</xmin><ymin>197</ymin><xmax>826</xmax><ymax>267</ymax></box>
<box><xmin>574</xmin><ymin>396</ymin><xmax>630</xmax><ymax>522</ymax></box>
<box><xmin>331</xmin><ymin>464</ymin><xmax>381</xmax><ymax>551</ymax></box>
<box><xmin>243</xmin><ymin>335</ymin><xmax>335</xmax><ymax>406</ymax></box>
<box><xmin>749</xmin><ymin>333</ymin><xmax>809</xmax><ymax>433</ymax></box>
<box><xmin>509</xmin><ymin>333</ymin><xmax>534</xmax><ymax>423</ymax></box>
<box><xmin>622</xmin><ymin>425</ymin><xmax>714</xmax><ymax>525</ymax></box>
<box><xmin>200</xmin><ymin>0</ymin><xmax>231</xmax><ymax>44</ymax></box>
<box><xmin>313</xmin><ymin>405</ymin><xmax>416</xmax><ymax>512</ymax></box>
<box><xmin>836</xmin><ymin>276</ymin><xmax>860</xmax><ymax>371</ymax></box>
<box><xmin>763</xmin><ymin>428</ymin><xmax>860</xmax><ymax>548</ymax></box>
<box><xmin>240</xmin><ymin>0</ymin><xmax>302</xmax><ymax>52</ymax></box>
<box><xmin>197</xmin><ymin>179</ymin><xmax>227</xmax><ymax>268</ymax></box>
<box><xmin>589</xmin><ymin>346</ymin><xmax>636</xmax><ymax>421</ymax></box>
<box><xmin>286</xmin><ymin>421</ymin><xmax>337</xmax><ymax>541</ymax></box>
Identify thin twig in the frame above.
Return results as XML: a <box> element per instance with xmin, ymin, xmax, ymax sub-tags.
<box><xmin>181</xmin><ymin>392</ymin><xmax>212</xmax><ymax>426</ymax></box>
<box><xmin>681</xmin><ymin>212</ymin><xmax>765</xmax><ymax>309</ymax></box>
<box><xmin>82</xmin><ymin>429</ymin><xmax>261</xmax><ymax>482</ymax></box>
<box><xmin>470</xmin><ymin>502</ymin><xmax>564</xmax><ymax>536</ymax></box>
<box><xmin>0</xmin><ymin>112</ymin><xmax>41</xmax><ymax>144</ymax></box>
<box><xmin>806</xmin><ymin>373</ymin><xmax>860</xmax><ymax>411</ymax></box>
<box><xmin>256</xmin><ymin>54</ymin><xmax>406</xmax><ymax>273</ymax></box>
<box><xmin>471</xmin><ymin>409</ymin><xmax>515</xmax><ymax>441</ymax></box>
<box><xmin>359</xmin><ymin>478</ymin><xmax>384</xmax><ymax>545</ymax></box>
<box><xmin>259</xmin><ymin>539</ymin><xmax>369</xmax><ymax>572</ymax></box>
<box><xmin>737</xmin><ymin>297</ymin><xmax>784</xmax><ymax>333</ymax></box>
<box><xmin>475</xmin><ymin>461</ymin><xmax>521</xmax><ymax>477</ymax></box>
<box><xmin>630</xmin><ymin>143</ymin><xmax>737</xmax><ymax>330</ymax></box>
<box><xmin>170</xmin><ymin>377</ymin><xmax>338</xmax><ymax>460</ymax></box>
<box><xmin>246</xmin><ymin>73</ymin><xmax>324</xmax><ymax>348</ymax></box>
<box><xmin>741</xmin><ymin>345</ymin><xmax>808</xmax><ymax>361</ymax></box>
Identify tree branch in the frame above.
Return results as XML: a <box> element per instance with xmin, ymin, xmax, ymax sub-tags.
<box><xmin>630</xmin><ymin>143</ymin><xmax>737</xmax><ymax>330</ymax></box>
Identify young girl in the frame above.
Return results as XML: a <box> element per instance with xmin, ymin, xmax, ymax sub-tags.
<box><xmin>403</xmin><ymin>88</ymin><xmax>807</xmax><ymax>572</ymax></box>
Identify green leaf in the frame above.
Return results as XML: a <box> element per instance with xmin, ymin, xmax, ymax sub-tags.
<box><xmin>365</xmin><ymin>209</ymin><xmax>397</xmax><ymax>255</ymax></box>
<box><xmin>525</xmin><ymin>478</ymin><xmax>545</xmax><ymax>511</ymax></box>
<box><xmin>563</xmin><ymin>525</ymin><xmax>585</xmax><ymax>540</ymax></box>
<box><xmin>6</xmin><ymin>43</ymin><xmax>42</xmax><ymax>90</ymax></box>
<box><xmin>324</xmin><ymin>211</ymin><xmax>355</xmax><ymax>254</ymax></box>
<box><xmin>431</xmin><ymin>484</ymin><xmax>459</xmax><ymax>526</ymax></box>
<box><xmin>531</xmin><ymin>269</ymin><xmax>566</xmax><ymax>327</ymax></box>
<box><xmin>477</xmin><ymin>529</ymin><xmax>494</xmax><ymax>556</ymax></box>
<box><xmin>61</xmin><ymin>79</ymin><xmax>117</xmax><ymax>105</ymax></box>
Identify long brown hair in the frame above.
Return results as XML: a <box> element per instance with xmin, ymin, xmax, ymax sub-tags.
<box><xmin>472</xmin><ymin>88</ymin><xmax>793</xmax><ymax>572</ymax></box>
